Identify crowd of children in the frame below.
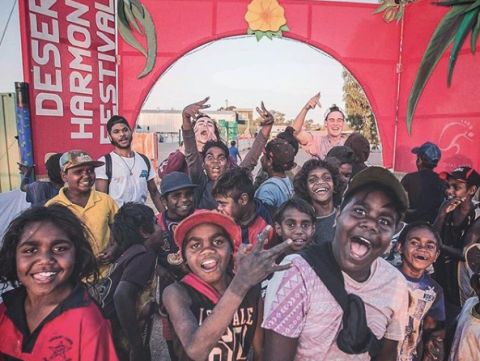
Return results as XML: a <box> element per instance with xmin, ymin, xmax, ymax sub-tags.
<box><xmin>1</xmin><ymin>94</ymin><xmax>480</xmax><ymax>361</ymax></box>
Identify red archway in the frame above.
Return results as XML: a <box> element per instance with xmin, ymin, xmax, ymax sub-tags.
<box><xmin>19</xmin><ymin>0</ymin><xmax>479</xmax><ymax>173</ymax></box>
<box><xmin>119</xmin><ymin>0</ymin><xmax>479</xmax><ymax>173</ymax></box>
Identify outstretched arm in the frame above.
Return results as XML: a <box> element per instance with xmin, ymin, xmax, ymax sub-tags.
<box><xmin>183</xmin><ymin>98</ymin><xmax>210</xmax><ymax>184</ymax></box>
<box><xmin>240</xmin><ymin>102</ymin><xmax>274</xmax><ymax>173</ymax></box>
<box><xmin>163</xmin><ymin>229</ymin><xmax>293</xmax><ymax>361</ymax></box>
<box><xmin>148</xmin><ymin>179</ymin><xmax>165</xmax><ymax>213</ymax></box>
<box><xmin>292</xmin><ymin>93</ymin><xmax>319</xmax><ymax>146</ymax></box>
<box><xmin>18</xmin><ymin>163</ymin><xmax>34</xmax><ymax>192</ymax></box>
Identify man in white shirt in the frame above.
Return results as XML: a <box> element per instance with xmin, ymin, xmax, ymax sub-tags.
<box><xmin>95</xmin><ymin>115</ymin><xmax>164</xmax><ymax>212</ymax></box>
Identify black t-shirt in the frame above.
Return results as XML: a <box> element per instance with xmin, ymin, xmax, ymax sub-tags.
<box><xmin>94</xmin><ymin>243</ymin><xmax>156</xmax><ymax>319</ymax></box>
<box><xmin>171</xmin><ymin>283</ymin><xmax>260</xmax><ymax>361</ymax></box>
<box><xmin>433</xmin><ymin>208</ymin><xmax>476</xmax><ymax>307</ymax></box>
<box><xmin>401</xmin><ymin>169</ymin><xmax>446</xmax><ymax>224</ymax></box>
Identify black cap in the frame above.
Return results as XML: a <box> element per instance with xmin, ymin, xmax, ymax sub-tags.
<box><xmin>343</xmin><ymin>166</ymin><xmax>408</xmax><ymax>212</ymax></box>
<box><xmin>160</xmin><ymin>171</ymin><xmax>198</xmax><ymax>195</ymax></box>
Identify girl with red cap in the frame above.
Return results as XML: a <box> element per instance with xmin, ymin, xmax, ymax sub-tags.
<box><xmin>162</xmin><ymin>210</ymin><xmax>292</xmax><ymax>361</ymax></box>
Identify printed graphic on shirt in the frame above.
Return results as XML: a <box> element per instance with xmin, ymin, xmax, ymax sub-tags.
<box><xmin>198</xmin><ymin>306</ymin><xmax>255</xmax><ymax>361</ymax></box>
<box><xmin>46</xmin><ymin>335</ymin><xmax>73</xmax><ymax>360</ymax></box>
<box><xmin>399</xmin><ymin>277</ymin><xmax>443</xmax><ymax>361</ymax></box>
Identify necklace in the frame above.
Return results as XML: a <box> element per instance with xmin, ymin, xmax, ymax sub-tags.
<box><xmin>118</xmin><ymin>153</ymin><xmax>136</xmax><ymax>175</ymax></box>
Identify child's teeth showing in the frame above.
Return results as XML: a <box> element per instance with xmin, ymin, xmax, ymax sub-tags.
<box><xmin>200</xmin><ymin>259</ymin><xmax>218</xmax><ymax>271</ymax></box>
<box><xmin>32</xmin><ymin>271</ymin><xmax>57</xmax><ymax>282</ymax></box>
<box><xmin>350</xmin><ymin>236</ymin><xmax>372</xmax><ymax>258</ymax></box>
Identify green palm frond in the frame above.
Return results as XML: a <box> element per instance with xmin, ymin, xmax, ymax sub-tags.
<box><xmin>406</xmin><ymin>2</ymin><xmax>480</xmax><ymax>133</ymax></box>
<box><xmin>448</xmin><ymin>8</ymin><xmax>478</xmax><ymax>85</ymax></box>
<box><xmin>117</xmin><ymin>0</ymin><xmax>157</xmax><ymax>79</ymax></box>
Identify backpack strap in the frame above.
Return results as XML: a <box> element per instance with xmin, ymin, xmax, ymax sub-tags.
<box><xmin>104</xmin><ymin>153</ymin><xmax>112</xmax><ymax>194</ymax></box>
<box><xmin>138</xmin><ymin>152</ymin><xmax>151</xmax><ymax>176</ymax></box>
<box><xmin>299</xmin><ymin>243</ymin><xmax>381</xmax><ymax>357</ymax></box>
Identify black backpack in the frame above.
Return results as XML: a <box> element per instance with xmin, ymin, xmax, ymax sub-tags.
<box><xmin>104</xmin><ymin>152</ymin><xmax>151</xmax><ymax>194</ymax></box>
<box><xmin>299</xmin><ymin>242</ymin><xmax>382</xmax><ymax>358</ymax></box>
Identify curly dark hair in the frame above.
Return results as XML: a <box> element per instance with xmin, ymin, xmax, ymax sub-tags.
<box><xmin>106</xmin><ymin>115</ymin><xmax>130</xmax><ymax>134</ymax></box>
<box><xmin>212</xmin><ymin>167</ymin><xmax>254</xmax><ymax>202</ymax></box>
<box><xmin>111</xmin><ymin>202</ymin><xmax>155</xmax><ymax>254</ymax></box>
<box><xmin>293</xmin><ymin>158</ymin><xmax>341</xmax><ymax>206</ymax></box>
<box><xmin>277</xmin><ymin>126</ymin><xmax>299</xmax><ymax>155</ymax></box>
<box><xmin>45</xmin><ymin>152</ymin><xmax>63</xmax><ymax>186</ymax></box>
<box><xmin>274</xmin><ymin>197</ymin><xmax>316</xmax><ymax>224</ymax></box>
<box><xmin>0</xmin><ymin>204</ymin><xmax>98</xmax><ymax>289</ymax></box>
<box><xmin>397</xmin><ymin>221</ymin><xmax>441</xmax><ymax>247</ymax></box>
<box><xmin>193</xmin><ymin>114</ymin><xmax>221</xmax><ymax>142</ymax></box>
<box><xmin>201</xmin><ymin>140</ymin><xmax>229</xmax><ymax>160</ymax></box>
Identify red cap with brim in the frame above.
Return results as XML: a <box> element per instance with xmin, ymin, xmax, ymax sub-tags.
<box><xmin>174</xmin><ymin>210</ymin><xmax>242</xmax><ymax>255</ymax></box>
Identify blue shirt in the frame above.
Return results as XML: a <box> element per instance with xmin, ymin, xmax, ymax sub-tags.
<box><xmin>398</xmin><ymin>268</ymin><xmax>445</xmax><ymax>361</ymax></box>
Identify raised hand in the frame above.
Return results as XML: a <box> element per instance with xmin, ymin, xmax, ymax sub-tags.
<box><xmin>305</xmin><ymin>92</ymin><xmax>320</xmax><ymax>110</ymax></box>
<box><xmin>182</xmin><ymin>97</ymin><xmax>211</xmax><ymax>121</ymax></box>
<box><xmin>256</xmin><ymin>101</ymin><xmax>274</xmax><ymax>127</ymax></box>
<box><xmin>17</xmin><ymin>162</ymin><xmax>34</xmax><ymax>176</ymax></box>
<box><xmin>440</xmin><ymin>197</ymin><xmax>463</xmax><ymax>215</ymax></box>
<box><xmin>233</xmin><ymin>225</ymin><xmax>292</xmax><ymax>293</ymax></box>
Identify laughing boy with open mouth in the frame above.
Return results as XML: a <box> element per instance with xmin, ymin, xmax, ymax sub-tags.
<box><xmin>263</xmin><ymin>166</ymin><xmax>410</xmax><ymax>361</ymax></box>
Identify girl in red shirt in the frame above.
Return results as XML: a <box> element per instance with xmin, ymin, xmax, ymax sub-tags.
<box><xmin>0</xmin><ymin>204</ymin><xmax>119</xmax><ymax>361</ymax></box>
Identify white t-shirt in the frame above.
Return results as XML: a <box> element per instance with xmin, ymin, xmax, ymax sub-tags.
<box><xmin>263</xmin><ymin>255</ymin><xmax>409</xmax><ymax>361</ymax></box>
<box><xmin>449</xmin><ymin>296</ymin><xmax>480</xmax><ymax>361</ymax></box>
<box><xmin>95</xmin><ymin>152</ymin><xmax>155</xmax><ymax>207</ymax></box>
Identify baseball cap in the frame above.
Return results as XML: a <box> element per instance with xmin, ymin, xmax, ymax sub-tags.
<box><xmin>446</xmin><ymin>166</ymin><xmax>480</xmax><ymax>187</ymax></box>
<box><xmin>343</xmin><ymin>166</ymin><xmax>409</xmax><ymax>213</ymax></box>
<box><xmin>267</xmin><ymin>138</ymin><xmax>295</xmax><ymax>171</ymax></box>
<box><xmin>160</xmin><ymin>171</ymin><xmax>198</xmax><ymax>195</ymax></box>
<box><xmin>412</xmin><ymin>142</ymin><xmax>441</xmax><ymax>167</ymax></box>
<box><xmin>174</xmin><ymin>210</ymin><xmax>242</xmax><ymax>255</ymax></box>
<box><xmin>60</xmin><ymin>150</ymin><xmax>104</xmax><ymax>172</ymax></box>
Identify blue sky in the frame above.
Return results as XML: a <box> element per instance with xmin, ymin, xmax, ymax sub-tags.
<box><xmin>0</xmin><ymin>0</ymin><xmax>22</xmax><ymax>94</ymax></box>
<box><xmin>143</xmin><ymin>36</ymin><xmax>346</xmax><ymax>121</ymax></box>
<box><xmin>1</xmin><ymin>0</ymin><xmax>350</xmax><ymax>121</ymax></box>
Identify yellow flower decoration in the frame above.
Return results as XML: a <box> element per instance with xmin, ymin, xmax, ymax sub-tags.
<box><xmin>245</xmin><ymin>0</ymin><xmax>288</xmax><ymax>41</ymax></box>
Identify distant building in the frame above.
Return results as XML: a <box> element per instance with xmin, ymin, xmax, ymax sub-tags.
<box><xmin>137</xmin><ymin>108</ymin><xmax>255</xmax><ymax>143</ymax></box>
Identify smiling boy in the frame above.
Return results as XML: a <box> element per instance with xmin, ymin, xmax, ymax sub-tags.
<box><xmin>263</xmin><ymin>166</ymin><xmax>409</xmax><ymax>361</ymax></box>
<box><xmin>396</xmin><ymin>222</ymin><xmax>445</xmax><ymax>361</ymax></box>
<box><xmin>162</xmin><ymin>210</ymin><xmax>292</xmax><ymax>360</ymax></box>
<box><xmin>213</xmin><ymin>167</ymin><xmax>273</xmax><ymax>246</ymax></box>
<box><xmin>433</xmin><ymin>166</ymin><xmax>480</xmax><ymax>322</ymax></box>
<box><xmin>46</xmin><ymin>151</ymin><xmax>118</xmax><ymax>259</ymax></box>
<box><xmin>182</xmin><ymin>98</ymin><xmax>274</xmax><ymax>210</ymax></box>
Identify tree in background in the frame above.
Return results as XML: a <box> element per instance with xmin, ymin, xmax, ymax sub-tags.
<box><xmin>342</xmin><ymin>69</ymin><xmax>380</xmax><ymax>149</ymax></box>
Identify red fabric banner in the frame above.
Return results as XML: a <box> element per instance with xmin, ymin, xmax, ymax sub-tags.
<box><xmin>19</xmin><ymin>0</ymin><xmax>117</xmax><ymax>173</ymax></box>
<box><xmin>19</xmin><ymin>0</ymin><xmax>479</xmax><ymax>174</ymax></box>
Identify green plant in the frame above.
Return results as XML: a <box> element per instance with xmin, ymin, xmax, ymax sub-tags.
<box><xmin>406</xmin><ymin>0</ymin><xmax>480</xmax><ymax>133</ymax></box>
<box><xmin>117</xmin><ymin>0</ymin><xmax>157</xmax><ymax>78</ymax></box>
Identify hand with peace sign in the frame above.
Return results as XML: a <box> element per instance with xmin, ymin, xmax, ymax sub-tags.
<box><xmin>231</xmin><ymin>225</ymin><xmax>293</xmax><ymax>296</ymax></box>
<box><xmin>256</xmin><ymin>101</ymin><xmax>274</xmax><ymax>127</ymax></box>
<box><xmin>182</xmin><ymin>97</ymin><xmax>211</xmax><ymax>129</ymax></box>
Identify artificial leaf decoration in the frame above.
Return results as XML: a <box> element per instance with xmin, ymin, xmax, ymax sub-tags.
<box><xmin>406</xmin><ymin>0</ymin><xmax>480</xmax><ymax>133</ymax></box>
<box><xmin>373</xmin><ymin>0</ymin><xmax>417</xmax><ymax>23</ymax></box>
<box><xmin>117</xmin><ymin>0</ymin><xmax>157</xmax><ymax>78</ymax></box>
<box><xmin>245</xmin><ymin>0</ymin><xmax>288</xmax><ymax>41</ymax></box>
